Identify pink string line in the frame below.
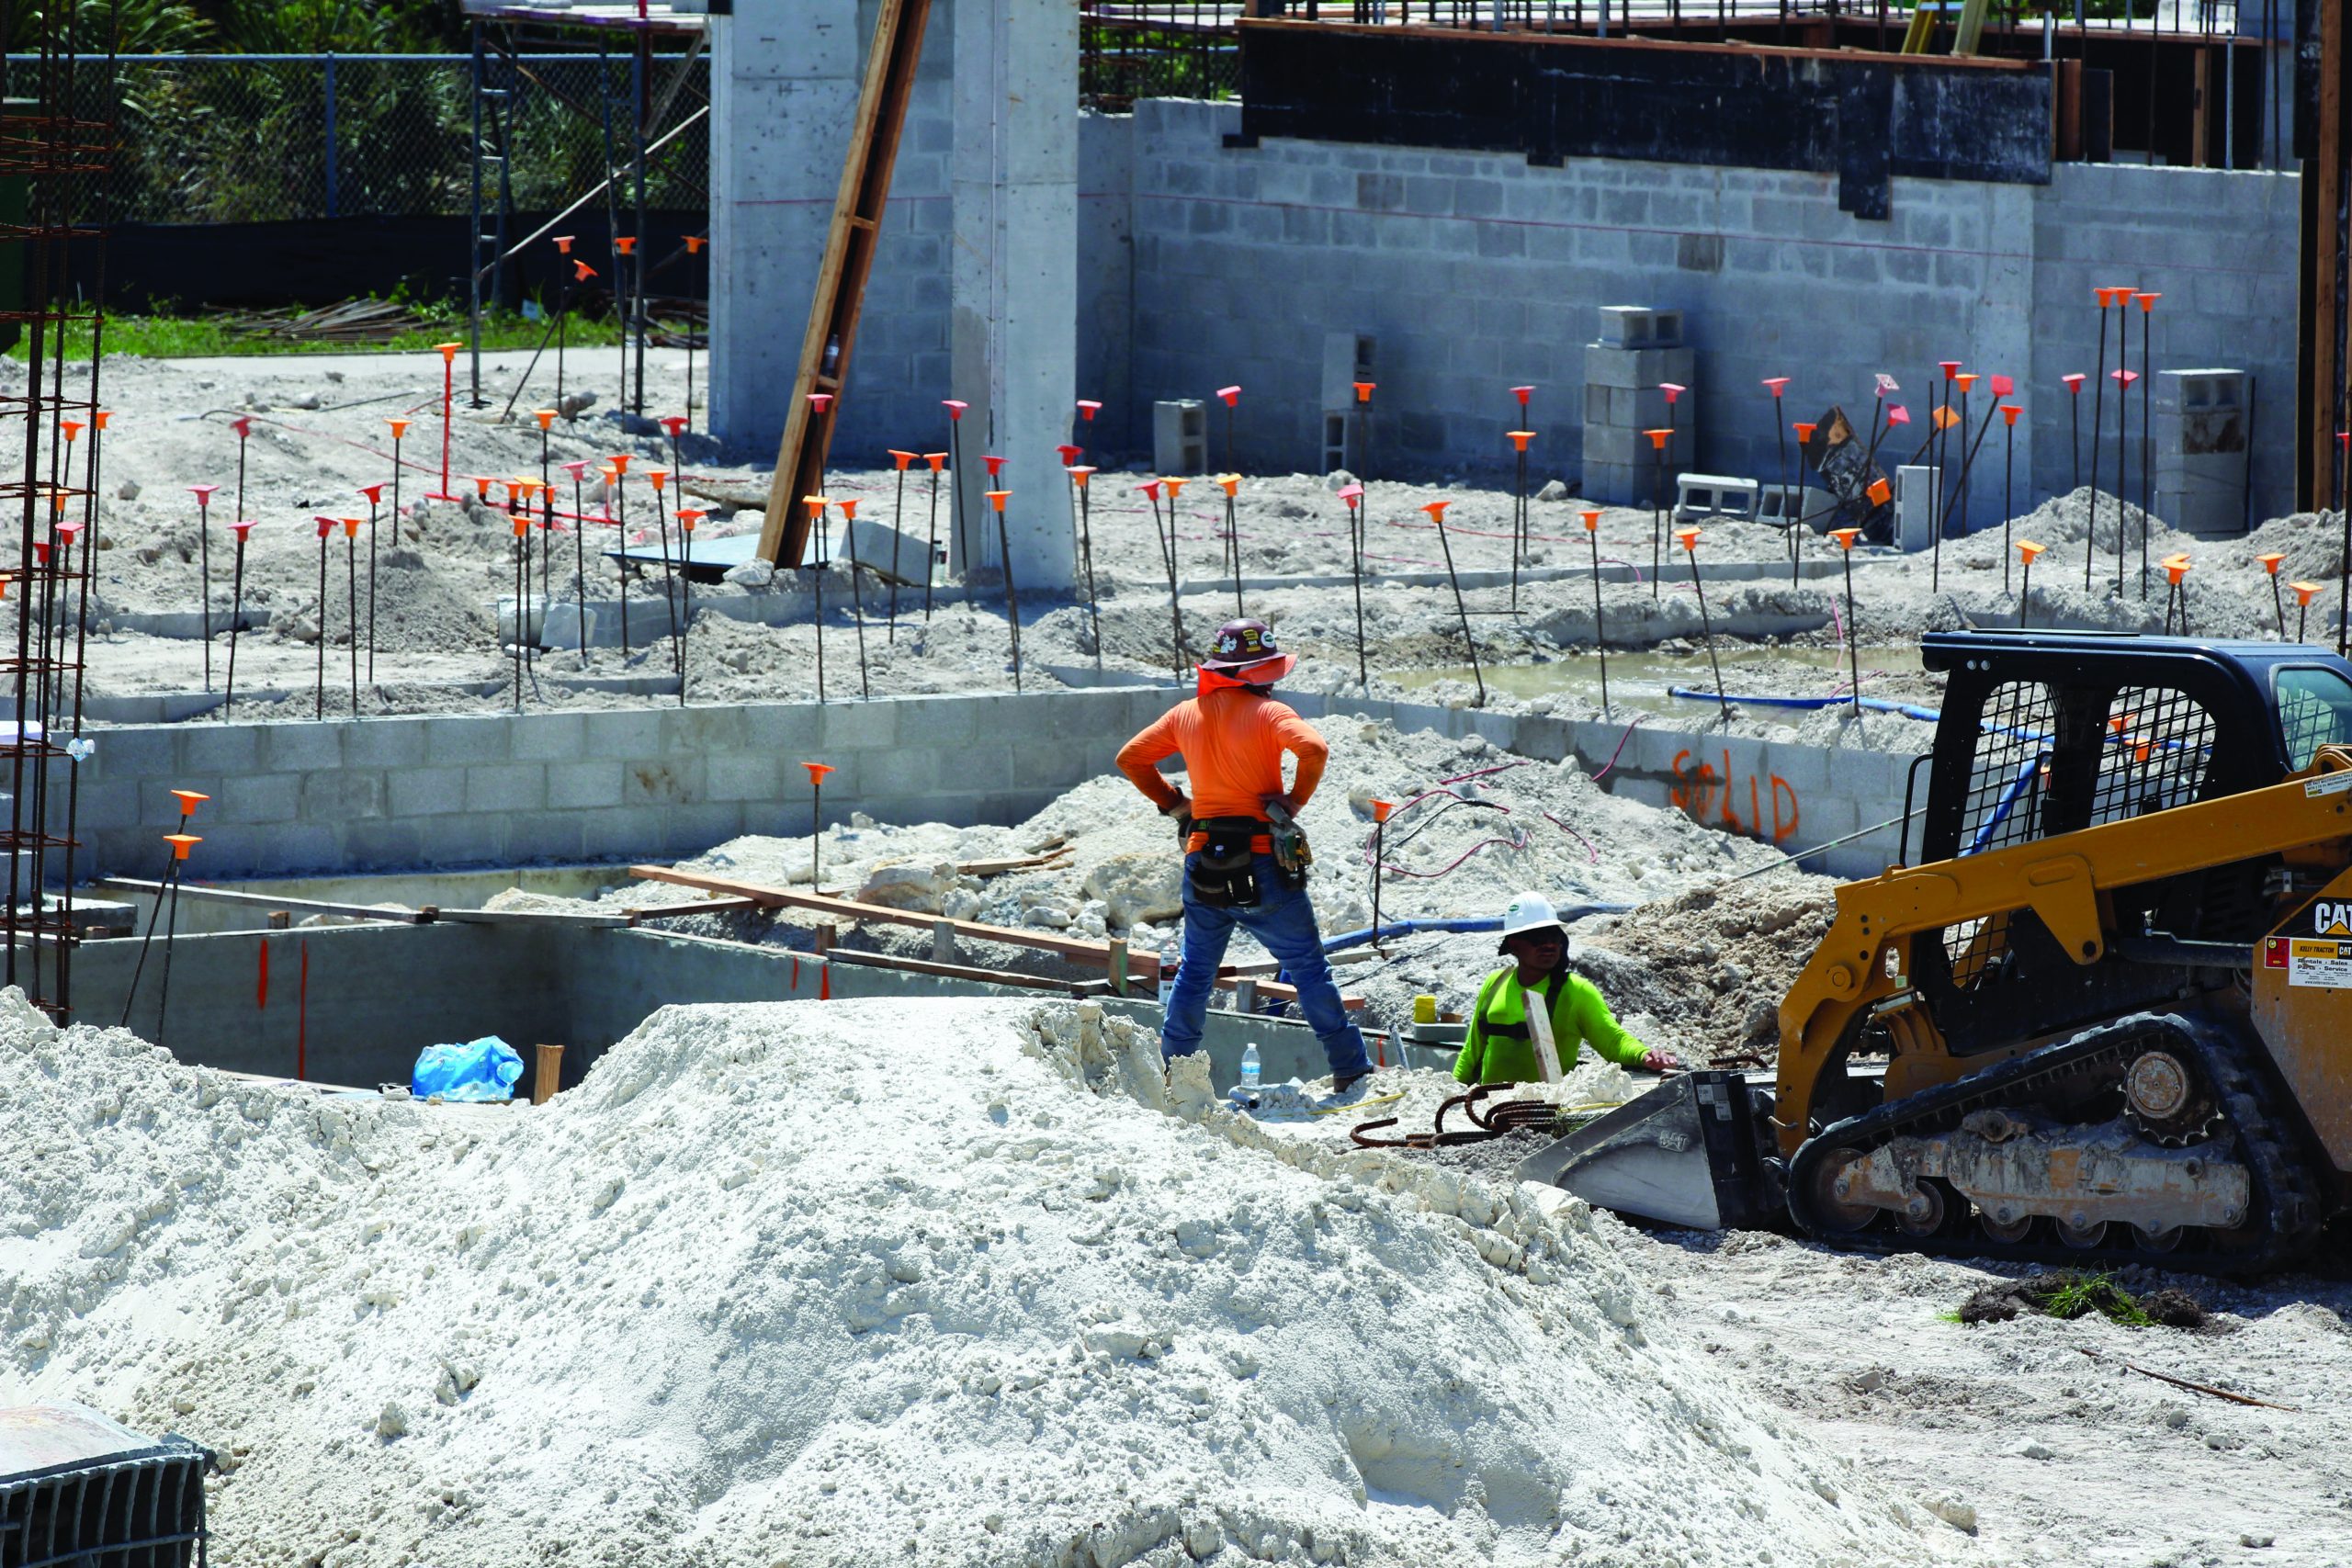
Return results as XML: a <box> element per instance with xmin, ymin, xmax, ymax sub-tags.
<box><xmin>1374</xmin><ymin>835</ymin><xmax>1526</xmax><ymax>878</ymax></box>
<box><xmin>1541</xmin><ymin>809</ymin><xmax>1600</xmax><ymax>863</ymax></box>
<box><xmin>1590</xmin><ymin>716</ymin><xmax>1644</xmax><ymax>782</ymax></box>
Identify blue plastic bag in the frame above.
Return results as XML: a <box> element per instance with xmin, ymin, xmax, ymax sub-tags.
<box><xmin>411</xmin><ymin>1035</ymin><xmax>524</xmax><ymax>1102</ymax></box>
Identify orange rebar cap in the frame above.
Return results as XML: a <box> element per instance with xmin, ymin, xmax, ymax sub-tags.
<box><xmin>435</xmin><ymin>342</ymin><xmax>461</xmax><ymax>362</ymax></box>
<box><xmin>1866</xmin><ymin>478</ymin><xmax>1894</xmax><ymax>506</ymax></box>
<box><xmin>2018</xmin><ymin>539</ymin><xmax>2046</xmax><ymax>564</ymax></box>
<box><xmin>889</xmin><ymin>449</ymin><xmax>918</xmax><ymax>469</ymax></box>
<box><xmin>1644</xmin><ymin>428</ymin><xmax>1671</xmax><ymax>450</ymax></box>
<box><xmin>164</xmin><ymin>833</ymin><xmax>201</xmax><ymax>861</ymax></box>
<box><xmin>1793</xmin><ymin>422</ymin><xmax>1817</xmax><ymax>443</ymax></box>
<box><xmin>388</xmin><ymin>417</ymin><xmax>411</xmax><ymax>439</ymax></box>
<box><xmin>170</xmin><ymin>788</ymin><xmax>209</xmax><ymax>814</ymax></box>
<box><xmin>985</xmin><ymin>490</ymin><xmax>1012</xmax><ymax>512</ymax></box>
<box><xmin>2292</xmin><ymin>581</ymin><xmax>2323</xmax><ymax>606</ymax></box>
<box><xmin>2259</xmin><ymin>552</ymin><xmax>2286</xmax><ymax>576</ymax></box>
<box><xmin>608</xmin><ymin>454</ymin><xmax>631</xmax><ymax>475</ymax></box>
<box><xmin>1954</xmin><ymin>372</ymin><xmax>1980</xmax><ymax>393</ymax></box>
<box><xmin>802</xmin><ymin>761</ymin><xmax>836</xmax><ymax>785</ymax></box>
<box><xmin>1580</xmin><ymin>509</ymin><xmax>1600</xmax><ymax>532</ymax></box>
<box><xmin>1163</xmin><ymin>477</ymin><xmax>1189</xmax><ymax>499</ymax></box>
<box><xmin>1371</xmin><ymin>798</ymin><xmax>1395</xmax><ymax>823</ymax></box>
<box><xmin>676</xmin><ymin>508</ymin><xmax>705</xmax><ymax>532</ymax></box>
<box><xmin>647</xmin><ymin>467</ymin><xmax>669</xmax><ymax>492</ymax></box>
<box><xmin>535</xmin><ymin>409</ymin><xmax>558</xmax><ymax>431</ymax></box>
<box><xmin>923</xmin><ymin>452</ymin><xmax>948</xmax><ymax>470</ymax></box>
<box><xmin>2135</xmin><ymin>291</ymin><xmax>2161</xmax><ymax>311</ymax></box>
<box><xmin>1674</xmin><ymin>526</ymin><xmax>1702</xmax><ymax>552</ymax></box>
<box><xmin>1421</xmin><ymin>500</ymin><xmax>1448</xmax><ymax>522</ymax></box>
<box><xmin>1831</xmin><ymin>527</ymin><xmax>1863</xmax><ymax>551</ymax></box>
<box><xmin>802</xmin><ymin>495</ymin><xmax>829</xmax><ymax>518</ymax></box>
<box><xmin>1506</xmin><ymin>430</ymin><xmax>1534</xmax><ymax>452</ymax></box>
<box><xmin>1216</xmin><ymin>474</ymin><xmax>1240</xmax><ymax>498</ymax></box>
<box><xmin>343</xmin><ymin>517</ymin><xmax>361</xmax><ymax>537</ymax></box>
<box><xmin>1069</xmin><ymin>466</ymin><xmax>1097</xmax><ymax>488</ymax></box>
<box><xmin>1352</xmin><ymin>381</ymin><xmax>1375</xmax><ymax>403</ymax></box>
<box><xmin>837</xmin><ymin>498</ymin><xmax>859</xmax><ymax>520</ymax></box>
<box><xmin>2001</xmin><ymin>404</ymin><xmax>2021</xmax><ymax>427</ymax></box>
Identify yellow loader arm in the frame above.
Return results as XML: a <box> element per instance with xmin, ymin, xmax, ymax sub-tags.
<box><xmin>1773</xmin><ymin>753</ymin><xmax>2352</xmax><ymax>1158</ymax></box>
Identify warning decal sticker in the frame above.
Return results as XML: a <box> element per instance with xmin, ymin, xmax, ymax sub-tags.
<box><xmin>2287</xmin><ymin>938</ymin><xmax>2352</xmax><ymax>988</ymax></box>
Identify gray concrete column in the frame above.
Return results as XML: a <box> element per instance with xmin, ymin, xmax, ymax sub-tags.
<box><xmin>949</xmin><ymin>0</ymin><xmax>1080</xmax><ymax>590</ymax></box>
<box><xmin>707</xmin><ymin>0</ymin><xmax>863</xmax><ymax>452</ymax></box>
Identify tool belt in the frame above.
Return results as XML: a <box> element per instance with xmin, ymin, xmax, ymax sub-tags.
<box><xmin>1186</xmin><ymin>816</ymin><xmax>1266</xmax><ymax>908</ymax></box>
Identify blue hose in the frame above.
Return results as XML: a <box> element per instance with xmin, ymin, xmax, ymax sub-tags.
<box><xmin>1319</xmin><ymin>903</ymin><xmax>1632</xmax><ymax>953</ymax></box>
<box><xmin>1667</xmin><ymin>685</ymin><xmax>1941</xmax><ymax>723</ymax></box>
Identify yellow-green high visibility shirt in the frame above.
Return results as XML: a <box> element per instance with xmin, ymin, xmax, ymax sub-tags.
<box><xmin>1452</xmin><ymin>964</ymin><xmax>1646</xmax><ymax>1085</ymax></box>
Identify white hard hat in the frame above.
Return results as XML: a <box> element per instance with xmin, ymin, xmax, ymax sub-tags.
<box><xmin>1499</xmin><ymin>891</ymin><xmax>1563</xmax><ymax>939</ymax></box>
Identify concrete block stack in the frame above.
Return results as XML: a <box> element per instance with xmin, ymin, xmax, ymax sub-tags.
<box><xmin>1580</xmin><ymin>306</ymin><xmax>1694</xmax><ymax>507</ymax></box>
<box><xmin>2152</xmin><ymin>369</ymin><xmax>2249</xmax><ymax>538</ymax></box>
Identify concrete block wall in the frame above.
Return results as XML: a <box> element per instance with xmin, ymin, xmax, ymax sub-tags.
<box><xmin>73</xmin><ymin>687</ymin><xmax>1914</xmax><ymax>886</ymax></box>
<box><xmin>72</xmin><ymin>687</ymin><xmax>1193</xmax><ymax>882</ymax></box>
<box><xmin>1109</xmin><ymin>100</ymin><xmax>2298</xmax><ymax>527</ymax></box>
<box><xmin>2026</xmin><ymin>164</ymin><xmax>2298</xmax><ymax>527</ymax></box>
<box><xmin>1281</xmin><ymin>692</ymin><xmax>1913</xmax><ymax>878</ymax></box>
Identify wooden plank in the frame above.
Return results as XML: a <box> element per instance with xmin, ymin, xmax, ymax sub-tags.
<box><xmin>959</xmin><ymin>852</ymin><xmax>1073</xmax><ymax>877</ymax></box>
<box><xmin>628</xmin><ymin>863</ymin><xmax>1364</xmax><ymax>1010</ymax></box>
<box><xmin>759</xmin><ymin>0</ymin><xmax>938</xmax><ymax>570</ymax></box>
<box><xmin>625</xmin><ymin>897</ymin><xmax>766</xmax><ymax>924</ymax></box>
<box><xmin>633</xmin><ymin>863</ymin><xmax>1158</xmax><ymax>974</ymax></box>
<box><xmin>821</xmin><ymin>947</ymin><xmax>1084</xmax><ymax>995</ymax></box>
<box><xmin>97</xmin><ymin>878</ymin><xmax>422</xmax><ymax>924</ymax></box>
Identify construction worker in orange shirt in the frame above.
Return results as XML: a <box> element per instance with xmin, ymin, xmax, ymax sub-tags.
<box><xmin>1115</xmin><ymin>618</ymin><xmax>1373</xmax><ymax>1093</ymax></box>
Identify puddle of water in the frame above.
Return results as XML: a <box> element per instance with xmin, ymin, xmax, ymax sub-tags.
<box><xmin>1396</xmin><ymin>645</ymin><xmax>1920</xmax><ymax>710</ymax></box>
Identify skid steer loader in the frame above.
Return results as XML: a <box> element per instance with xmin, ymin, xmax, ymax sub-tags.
<box><xmin>1522</xmin><ymin>628</ymin><xmax>2352</xmax><ymax>1270</ymax></box>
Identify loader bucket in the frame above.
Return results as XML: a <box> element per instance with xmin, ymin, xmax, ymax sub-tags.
<box><xmin>1515</xmin><ymin>1071</ymin><xmax>1781</xmax><ymax>1231</ymax></box>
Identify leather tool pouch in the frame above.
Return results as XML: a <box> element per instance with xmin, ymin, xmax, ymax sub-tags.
<box><xmin>1188</xmin><ymin>817</ymin><xmax>1263</xmax><ymax>908</ymax></box>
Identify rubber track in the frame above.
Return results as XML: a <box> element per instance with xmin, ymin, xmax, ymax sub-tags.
<box><xmin>1785</xmin><ymin>1011</ymin><xmax>2324</xmax><ymax>1274</ymax></box>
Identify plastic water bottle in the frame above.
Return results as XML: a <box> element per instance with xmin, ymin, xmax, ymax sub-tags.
<box><xmin>1240</xmin><ymin>1043</ymin><xmax>1261</xmax><ymax>1090</ymax></box>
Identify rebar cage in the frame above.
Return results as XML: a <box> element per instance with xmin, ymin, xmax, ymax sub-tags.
<box><xmin>0</xmin><ymin>6</ymin><xmax>117</xmax><ymax>1019</ymax></box>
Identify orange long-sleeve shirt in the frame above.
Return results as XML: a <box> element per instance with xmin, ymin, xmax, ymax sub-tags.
<box><xmin>1115</xmin><ymin>688</ymin><xmax>1329</xmax><ymax>822</ymax></box>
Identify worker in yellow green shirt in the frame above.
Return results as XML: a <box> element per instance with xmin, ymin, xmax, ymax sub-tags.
<box><xmin>1453</xmin><ymin>892</ymin><xmax>1681</xmax><ymax>1085</ymax></box>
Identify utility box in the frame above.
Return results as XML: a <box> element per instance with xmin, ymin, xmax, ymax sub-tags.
<box><xmin>1580</xmin><ymin>306</ymin><xmax>1694</xmax><ymax>506</ymax></box>
<box><xmin>1152</xmin><ymin>400</ymin><xmax>1207</xmax><ymax>476</ymax></box>
<box><xmin>1320</xmin><ymin>332</ymin><xmax>1375</xmax><ymax>473</ymax></box>
<box><xmin>2152</xmin><ymin>368</ymin><xmax>2248</xmax><ymax>537</ymax></box>
<box><xmin>0</xmin><ymin>1403</ymin><xmax>211</xmax><ymax>1567</ymax></box>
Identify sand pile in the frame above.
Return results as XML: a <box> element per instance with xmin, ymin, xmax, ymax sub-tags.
<box><xmin>2</xmin><ymin>991</ymin><xmax>1973</xmax><ymax>1566</ymax></box>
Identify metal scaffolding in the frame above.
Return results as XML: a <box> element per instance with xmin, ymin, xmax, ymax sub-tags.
<box><xmin>462</xmin><ymin>3</ymin><xmax>708</xmax><ymax>415</ymax></box>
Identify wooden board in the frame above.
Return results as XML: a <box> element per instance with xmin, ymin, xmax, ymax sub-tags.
<box><xmin>628</xmin><ymin>863</ymin><xmax>1363</xmax><ymax>1010</ymax></box>
<box><xmin>758</xmin><ymin>0</ymin><xmax>937</xmax><ymax>570</ymax></box>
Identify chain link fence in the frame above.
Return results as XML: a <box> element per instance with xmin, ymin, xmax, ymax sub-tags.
<box><xmin>9</xmin><ymin>53</ymin><xmax>709</xmax><ymax>225</ymax></box>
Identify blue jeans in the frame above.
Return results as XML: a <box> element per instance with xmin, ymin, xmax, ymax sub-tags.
<box><xmin>1161</xmin><ymin>852</ymin><xmax>1372</xmax><ymax>1080</ymax></box>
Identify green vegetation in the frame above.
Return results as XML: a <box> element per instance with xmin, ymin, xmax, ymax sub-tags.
<box><xmin>9</xmin><ymin>1</ymin><xmax>468</xmax><ymax>53</ymax></box>
<box><xmin>1955</xmin><ymin>1270</ymin><xmax>2210</xmax><ymax>1329</ymax></box>
<box><xmin>6</xmin><ymin>302</ymin><xmax>629</xmax><ymax>360</ymax></box>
